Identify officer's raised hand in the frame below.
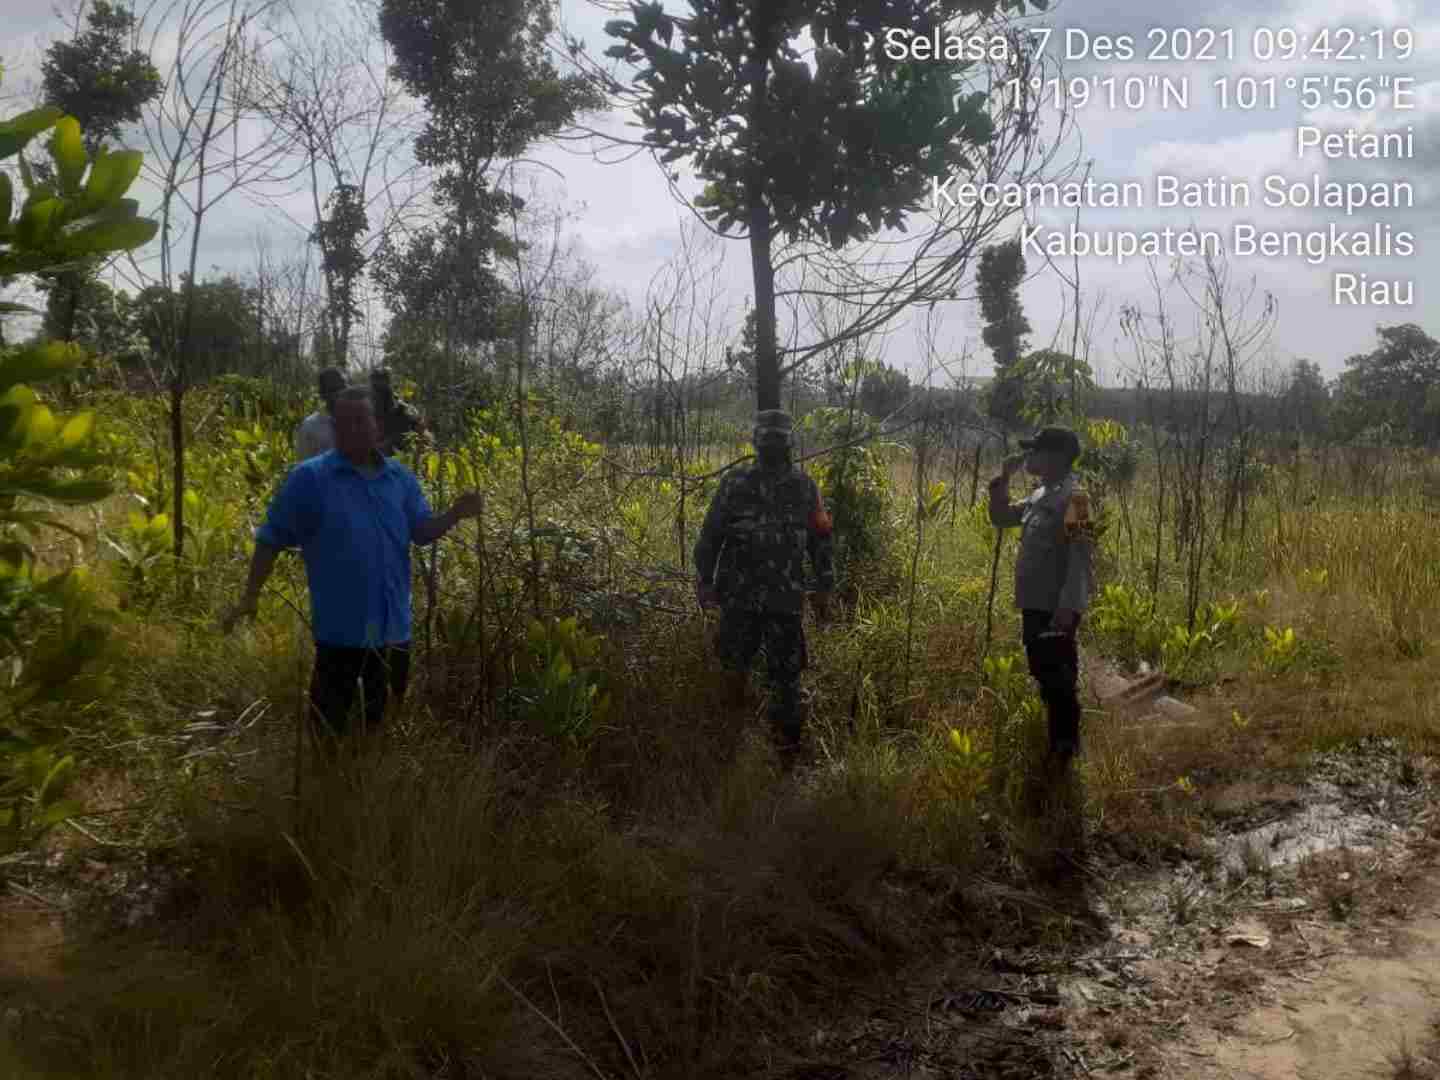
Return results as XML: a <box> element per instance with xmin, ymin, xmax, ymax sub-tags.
<box><xmin>1001</xmin><ymin>452</ymin><xmax>1027</xmax><ymax>478</ymax></box>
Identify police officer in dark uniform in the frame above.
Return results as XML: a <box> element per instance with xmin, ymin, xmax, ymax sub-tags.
<box><xmin>988</xmin><ymin>426</ymin><xmax>1093</xmax><ymax>766</ymax></box>
<box><xmin>694</xmin><ymin>410</ymin><xmax>834</xmax><ymax>767</ymax></box>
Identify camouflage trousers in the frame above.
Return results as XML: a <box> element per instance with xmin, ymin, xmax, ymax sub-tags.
<box><xmin>715</xmin><ymin>607</ymin><xmax>808</xmax><ymax>746</ymax></box>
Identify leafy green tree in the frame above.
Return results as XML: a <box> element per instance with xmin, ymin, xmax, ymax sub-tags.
<box><xmin>133</xmin><ymin>275</ymin><xmax>295</xmax><ymax>383</ymax></box>
<box><xmin>603</xmin><ymin>0</ymin><xmax>1051</xmax><ymax>413</ymax></box>
<box><xmin>976</xmin><ymin>238</ymin><xmax>1029</xmax><ymax>431</ymax></box>
<box><xmin>723</xmin><ymin>307</ymin><xmax>773</xmax><ymax>393</ymax></box>
<box><xmin>1280</xmin><ymin>358</ymin><xmax>1329</xmax><ymax>440</ymax></box>
<box><xmin>1331</xmin><ymin>325</ymin><xmax>1440</xmax><ymax>445</ymax></box>
<box><xmin>0</xmin><ymin>99</ymin><xmax>159</xmax><ymax>852</ymax></box>
<box><xmin>41</xmin><ymin>1</ymin><xmax>161</xmax><ymax>152</ymax></box>
<box><xmin>38</xmin><ymin>1</ymin><xmax>161</xmax><ymax>343</ymax></box>
<box><xmin>41</xmin><ymin>274</ymin><xmax>138</xmax><ymax>358</ymax></box>
<box><xmin>1014</xmin><ymin>347</ymin><xmax>1092</xmax><ymax>425</ymax></box>
<box><xmin>859</xmin><ymin>361</ymin><xmax>912</xmax><ymax>421</ymax></box>
<box><xmin>373</xmin><ymin>218</ymin><xmax>510</xmax><ymax>350</ymax></box>
<box><xmin>310</xmin><ymin>182</ymin><xmax>368</xmax><ymax>369</ymax></box>
<box><xmin>376</xmin><ymin>0</ymin><xmax>603</xmax><ymax>354</ymax></box>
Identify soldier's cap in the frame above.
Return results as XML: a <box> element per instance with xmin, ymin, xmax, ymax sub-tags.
<box><xmin>317</xmin><ymin>367</ymin><xmax>345</xmax><ymax>394</ymax></box>
<box><xmin>753</xmin><ymin>409</ymin><xmax>794</xmax><ymax>446</ymax></box>
<box><xmin>1019</xmin><ymin>425</ymin><xmax>1081</xmax><ymax>461</ymax></box>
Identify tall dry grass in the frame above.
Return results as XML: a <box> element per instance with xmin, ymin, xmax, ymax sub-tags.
<box><xmin>8</xmin><ymin>431</ymin><xmax>1440</xmax><ymax>1076</ymax></box>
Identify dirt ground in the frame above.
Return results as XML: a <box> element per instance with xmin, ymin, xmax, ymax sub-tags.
<box><xmin>750</xmin><ymin>672</ymin><xmax>1440</xmax><ymax>1079</ymax></box>
<box><xmin>1184</xmin><ymin>908</ymin><xmax>1440</xmax><ymax>1080</ymax></box>
<box><xmin>1067</xmin><ymin>823</ymin><xmax>1440</xmax><ymax>1080</ymax></box>
<box><xmin>5</xmin><ymin>691</ymin><xmax>1440</xmax><ymax>1078</ymax></box>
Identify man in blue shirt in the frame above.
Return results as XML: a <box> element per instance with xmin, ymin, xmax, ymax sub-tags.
<box><xmin>222</xmin><ymin>386</ymin><xmax>482</xmax><ymax>747</ymax></box>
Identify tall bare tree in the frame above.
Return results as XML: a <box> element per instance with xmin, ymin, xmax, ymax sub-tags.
<box><xmin>246</xmin><ymin>0</ymin><xmax>423</xmax><ymax>370</ymax></box>
<box><xmin>122</xmin><ymin>0</ymin><xmax>302</xmax><ymax>562</ymax></box>
<box><xmin>1175</xmin><ymin>249</ymin><xmax>1277</xmax><ymax>550</ymax></box>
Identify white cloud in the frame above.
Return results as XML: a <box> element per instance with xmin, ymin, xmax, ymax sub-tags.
<box><xmin>4</xmin><ymin>0</ymin><xmax>1437</xmax><ymax>384</ymax></box>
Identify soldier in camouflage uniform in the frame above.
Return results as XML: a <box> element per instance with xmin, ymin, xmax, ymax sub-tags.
<box><xmin>694</xmin><ymin>410</ymin><xmax>834</xmax><ymax>765</ymax></box>
<box><xmin>988</xmin><ymin>426</ymin><xmax>1093</xmax><ymax>766</ymax></box>
<box><xmin>370</xmin><ymin>368</ymin><xmax>427</xmax><ymax>457</ymax></box>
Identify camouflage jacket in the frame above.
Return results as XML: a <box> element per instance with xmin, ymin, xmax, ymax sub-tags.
<box><xmin>988</xmin><ymin>472</ymin><xmax>1092</xmax><ymax>614</ymax></box>
<box><xmin>379</xmin><ymin>400</ymin><xmax>424</xmax><ymax>456</ymax></box>
<box><xmin>694</xmin><ymin>463</ymin><xmax>835</xmax><ymax>613</ymax></box>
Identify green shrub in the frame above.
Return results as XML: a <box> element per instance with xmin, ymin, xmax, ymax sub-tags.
<box><xmin>0</xmin><ymin>100</ymin><xmax>158</xmax><ymax>854</ymax></box>
<box><xmin>505</xmin><ymin>616</ymin><xmax>613</xmax><ymax>744</ymax></box>
<box><xmin>800</xmin><ymin>406</ymin><xmax>897</xmax><ymax>592</ymax></box>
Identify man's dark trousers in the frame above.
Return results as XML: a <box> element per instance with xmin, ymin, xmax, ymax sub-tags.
<box><xmin>309</xmin><ymin>643</ymin><xmax>411</xmax><ymax>746</ymax></box>
<box><xmin>1021</xmin><ymin>610</ymin><xmax>1081</xmax><ymax>756</ymax></box>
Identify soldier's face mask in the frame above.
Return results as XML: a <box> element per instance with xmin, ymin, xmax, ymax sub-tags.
<box><xmin>755</xmin><ymin>437</ymin><xmax>790</xmax><ymax>467</ymax></box>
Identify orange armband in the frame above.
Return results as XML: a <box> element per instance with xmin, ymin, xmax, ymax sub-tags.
<box><xmin>808</xmin><ymin>506</ymin><xmax>833</xmax><ymax>536</ymax></box>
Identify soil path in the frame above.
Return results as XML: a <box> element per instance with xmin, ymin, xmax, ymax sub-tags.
<box><xmin>1066</xmin><ymin>660</ymin><xmax>1440</xmax><ymax>1080</ymax></box>
<box><xmin>1048</xmin><ymin>831</ymin><xmax>1440</xmax><ymax>1080</ymax></box>
<box><xmin>1168</xmin><ymin>884</ymin><xmax>1440</xmax><ymax>1080</ymax></box>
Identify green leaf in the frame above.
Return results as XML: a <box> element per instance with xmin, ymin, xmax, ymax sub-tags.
<box><xmin>82</xmin><ymin>149</ymin><xmax>142</xmax><ymax>205</ymax></box>
<box><xmin>33</xmin><ymin>566</ymin><xmax>83</xmax><ymax>597</ymax></box>
<box><xmin>15</xmin><ymin>196</ymin><xmax>62</xmax><ymax>248</ymax></box>
<box><xmin>0</xmin><ymin>340</ymin><xmax>86</xmax><ymax>393</ymax></box>
<box><xmin>0</xmin><ymin>106</ymin><xmax>62</xmax><ymax>159</ymax></box>
<box><xmin>34</xmin><ymin>798</ymin><xmax>83</xmax><ymax>829</ymax></box>
<box><xmin>23</xmin><ymin>403</ymin><xmax>57</xmax><ymax>446</ymax></box>
<box><xmin>0</xmin><ymin>730</ymin><xmax>34</xmax><ymax>755</ymax></box>
<box><xmin>0</xmin><ymin>301</ymin><xmax>39</xmax><ymax>318</ymax></box>
<box><xmin>0</xmin><ymin>511</ymin><xmax>87</xmax><ymax>543</ymax></box>
<box><xmin>69</xmin><ymin>198</ymin><xmax>141</xmax><ymax>227</ymax></box>
<box><xmin>49</xmin><ymin>117</ymin><xmax>86</xmax><ymax>192</ymax></box>
<box><xmin>28</xmin><ymin>444</ymin><xmax>109</xmax><ymax>470</ymax></box>
<box><xmin>37</xmin><ymin>754</ymin><xmax>76</xmax><ymax>806</ymax></box>
<box><xmin>0</xmin><ymin>251</ymin><xmax>93</xmax><ymax>277</ymax></box>
<box><xmin>57</xmin><ymin>216</ymin><xmax>158</xmax><ymax>257</ymax></box>
<box><xmin>35</xmin><ymin>478</ymin><xmax>113</xmax><ymax>504</ymax></box>
<box><xmin>58</xmin><ymin>410</ymin><xmax>94</xmax><ymax>448</ymax></box>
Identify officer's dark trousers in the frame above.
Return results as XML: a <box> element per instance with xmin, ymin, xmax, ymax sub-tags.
<box><xmin>309</xmin><ymin>643</ymin><xmax>411</xmax><ymax>748</ymax></box>
<box><xmin>1021</xmin><ymin>611</ymin><xmax>1082</xmax><ymax>755</ymax></box>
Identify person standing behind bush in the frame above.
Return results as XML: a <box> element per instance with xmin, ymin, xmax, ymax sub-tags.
<box><xmin>988</xmin><ymin>425</ymin><xmax>1093</xmax><ymax>767</ymax></box>
<box><xmin>369</xmin><ymin>368</ymin><xmax>426</xmax><ymax>456</ymax></box>
<box><xmin>294</xmin><ymin>367</ymin><xmax>345</xmax><ymax>461</ymax></box>
<box><xmin>222</xmin><ymin>386</ymin><xmax>483</xmax><ymax>751</ymax></box>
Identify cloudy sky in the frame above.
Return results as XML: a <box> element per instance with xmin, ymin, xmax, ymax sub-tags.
<box><xmin>3</xmin><ymin>0</ymin><xmax>1437</xmax><ymax>387</ymax></box>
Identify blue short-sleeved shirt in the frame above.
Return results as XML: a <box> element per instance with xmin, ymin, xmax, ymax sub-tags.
<box><xmin>255</xmin><ymin>449</ymin><xmax>433</xmax><ymax>647</ymax></box>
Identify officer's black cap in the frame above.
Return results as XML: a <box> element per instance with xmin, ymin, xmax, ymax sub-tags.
<box><xmin>1019</xmin><ymin>426</ymin><xmax>1081</xmax><ymax>461</ymax></box>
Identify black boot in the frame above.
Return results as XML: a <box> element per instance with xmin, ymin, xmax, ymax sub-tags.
<box><xmin>771</xmin><ymin>687</ymin><xmax>804</xmax><ymax>772</ymax></box>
